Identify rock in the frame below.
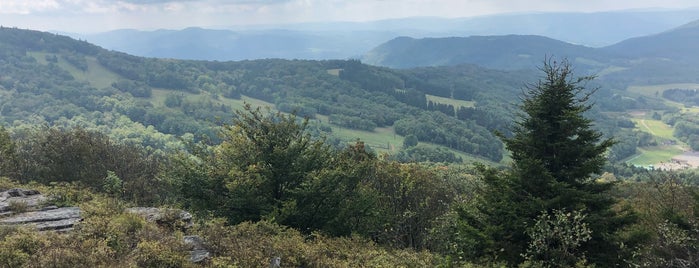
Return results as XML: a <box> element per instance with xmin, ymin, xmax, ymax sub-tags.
<box><xmin>0</xmin><ymin>206</ymin><xmax>81</xmax><ymax>232</ymax></box>
<box><xmin>126</xmin><ymin>207</ymin><xmax>193</xmax><ymax>229</ymax></box>
<box><xmin>184</xmin><ymin>235</ymin><xmax>210</xmax><ymax>263</ymax></box>
<box><xmin>0</xmin><ymin>188</ymin><xmax>47</xmax><ymax>214</ymax></box>
<box><xmin>0</xmin><ymin>188</ymin><xmax>81</xmax><ymax>232</ymax></box>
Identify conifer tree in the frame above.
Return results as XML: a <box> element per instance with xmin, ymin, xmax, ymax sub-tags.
<box><xmin>463</xmin><ymin>59</ymin><xmax>634</xmax><ymax>266</ymax></box>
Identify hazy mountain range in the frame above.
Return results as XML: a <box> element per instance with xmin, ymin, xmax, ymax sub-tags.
<box><xmin>67</xmin><ymin>8</ymin><xmax>699</xmax><ymax>61</ymax></box>
<box><xmin>360</xmin><ymin>18</ymin><xmax>699</xmax><ymax>88</ymax></box>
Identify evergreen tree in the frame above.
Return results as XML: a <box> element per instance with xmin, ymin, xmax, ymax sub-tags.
<box><xmin>462</xmin><ymin>59</ymin><xmax>634</xmax><ymax>266</ymax></box>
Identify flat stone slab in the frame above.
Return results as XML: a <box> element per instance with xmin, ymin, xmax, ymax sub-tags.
<box><xmin>0</xmin><ymin>188</ymin><xmax>47</xmax><ymax>213</ymax></box>
<box><xmin>0</xmin><ymin>206</ymin><xmax>81</xmax><ymax>232</ymax></box>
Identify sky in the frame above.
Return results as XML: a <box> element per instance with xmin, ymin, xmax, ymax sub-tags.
<box><xmin>1</xmin><ymin>0</ymin><xmax>698</xmax><ymax>33</ymax></box>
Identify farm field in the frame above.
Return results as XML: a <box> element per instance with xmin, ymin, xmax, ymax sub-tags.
<box><xmin>626</xmin><ymin>83</ymin><xmax>699</xmax><ymax>97</ymax></box>
<box><xmin>625</xmin><ymin>145</ymin><xmax>685</xmax><ymax>167</ymax></box>
<box><xmin>426</xmin><ymin>94</ymin><xmax>475</xmax><ymax>108</ymax></box>
<box><xmin>631</xmin><ymin>118</ymin><xmax>675</xmax><ymax>140</ymax></box>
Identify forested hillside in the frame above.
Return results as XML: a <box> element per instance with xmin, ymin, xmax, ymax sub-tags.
<box><xmin>0</xmin><ymin>27</ymin><xmax>548</xmax><ymax>162</ymax></box>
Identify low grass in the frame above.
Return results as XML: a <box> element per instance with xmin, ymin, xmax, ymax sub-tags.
<box><xmin>626</xmin><ymin>145</ymin><xmax>685</xmax><ymax>167</ymax></box>
<box><xmin>631</xmin><ymin>118</ymin><xmax>675</xmax><ymax>139</ymax></box>
<box><xmin>596</xmin><ymin>66</ymin><xmax>628</xmax><ymax>77</ymax></box>
<box><xmin>150</xmin><ymin>89</ymin><xmax>275</xmax><ymax>110</ymax></box>
<box><xmin>425</xmin><ymin>94</ymin><xmax>475</xmax><ymax>108</ymax></box>
<box><xmin>326</xmin><ymin>69</ymin><xmax>342</xmax><ymax>76</ymax></box>
<box><xmin>28</xmin><ymin>52</ymin><xmax>121</xmax><ymax>89</ymax></box>
<box><xmin>315</xmin><ymin>115</ymin><xmax>403</xmax><ymax>153</ymax></box>
<box><xmin>626</xmin><ymin>83</ymin><xmax>699</xmax><ymax>98</ymax></box>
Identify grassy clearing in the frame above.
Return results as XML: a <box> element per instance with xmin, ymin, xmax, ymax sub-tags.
<box><xmin>326</xmin><ymin>69</ymin><xmax>342</xmax><ymax>76</ymax></box>
<box><xmin>626</xmin><ymin>146</ymin><xmax>685</xmax><ymax>166</ymax></box>
<box><xmin>632</xmin><ymin>118</ymin><xmax>675</xmax><ymax>139</ymax></box>
<box><xmin>315</xmin><ymin>115</ymin><xmax>403</xmax><ymax>153</ymax></box>
<box><xmin>596</xmin><ymin>66</ymin><xmax>628</xmax><ymax>77</ymax></box>
<box><xmin>150</xmin><ymin>89</ymin><xmax>275</xmax><ymax>110</ymax></box>
<box><xmin>626</xmin><ymin>83</ymin><xmax>699</xmax><ymax>98</ymax></box>
<box><xmin>28</xmin><ymin>52</ymin><xmax>121</xmax><ymax>89</ymax></box>
<box><xmin>80</xmin><ymin>57</ymin><xmax>122</xmax><ymax>89</ymax></box>
<box><xmin>425</xmin><ymin>94</ymin><xmax>475</xmax><ymax>108</ymax></box>
<box><xmin>314</xmin><ymin>115</ymin><xmax>503</xmax><ymax>165</ymax></box>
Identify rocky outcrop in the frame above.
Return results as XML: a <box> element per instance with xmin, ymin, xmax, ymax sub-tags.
<box><xmin>125</xmin><ymin>207</ymin><xmax>193</xmax><ymax>229</ymax></box>
<box><xmin>184</xmin><ymin>235</ymin><xmax>210</xmax><ymax>263</ymax></box>
<box><xmin>0</xmin><ymin>188</ymin><xmax>81</xmax><ymax>232</ymax></box>
<box><xmin>0</xmin><ymin>206</ymin><xmax>81</xmax><ymax>231</ymax></box>
<box><xmin>127</xmin><ymin>207</ymin><xmax>210</xmax><ymax>263</ymax></box>
<box><xmin>0</xmin><ymin>189</ymin><xmax>211</xmax><ymax>262</ymax></box>
<box><xmin>0</xmin><ymin>188</ymin><xmax>46</xmax><ymax>215</ymax></box>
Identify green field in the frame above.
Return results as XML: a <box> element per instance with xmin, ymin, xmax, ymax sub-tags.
<box><xmin>626</xmin><ymin>146</ymin><xmax>685</xmax><ymax>166</ymax></box>
<box><xmin>626</xmin><ymin>83</ymin><xmax>699</xmax><ymax>98</ymax></box>
<box><xmin>326</xmin><ymin>69</ymin><xmax>342</xmax><ymax>76</ymax></box>
<box><xmin>315</xmin><ymin>115</ymin><xmax>403</xmax><ymax>152</ymax></box>
<box><xmin>426</xmin><ymin>94</ymin><xmax>475</xmax><ymax>108</ymax></box>
<box><xmin>151</xmin><ymin>89</ymin><xmax>275</xmax><ymax>110</ymax></box>
<box><xmin>632</xmin><ymin>118</ymin><xmax>675</xmax><ymax>139</ymax></box>
<box><xmin>29</xmin><ymin>52</ymin><xmax>121</xmax><ymax>89</ymax></box>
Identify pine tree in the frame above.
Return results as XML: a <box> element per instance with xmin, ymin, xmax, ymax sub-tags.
<box><xmin>464</xmin><ymin>59</ymin><xmax>634</xmax><ymax>266</ymax></box>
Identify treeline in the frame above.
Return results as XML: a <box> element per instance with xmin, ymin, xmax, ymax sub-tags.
<box><xmin>663</xmin><ymin>88</ymin><xmax>699</xmax><ymax>106</ymax></box>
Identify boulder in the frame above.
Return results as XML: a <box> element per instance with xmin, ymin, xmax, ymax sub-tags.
<box><xmin>125</xmin><ymin>207</ymin><xmax>193</xmax><ymax>229</ymax></box>
<box><xmin>184</xmin><ymin>235</ymin><xmax>211</xmax><ymax>263</ymax></box>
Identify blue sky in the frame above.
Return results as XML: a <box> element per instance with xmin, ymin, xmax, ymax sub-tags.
<box><xmin>1</xmin><ymin>0</ymin><xmax>697</xmax><ymax>33</ymax></box>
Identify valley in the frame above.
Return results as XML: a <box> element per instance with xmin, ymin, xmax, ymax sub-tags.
<box><xmin>2</xmin><ymin>4</ymin><xmax>699</xmax><ymax>267</ymax></box>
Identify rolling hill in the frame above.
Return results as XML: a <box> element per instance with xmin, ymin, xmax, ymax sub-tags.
<box><xmin>602</xmin><ymin>19</ymin><xmax>699</xmax><ymax>62</ymax></box>
<box><xmin>361</xmin><ymin>35</ymin><xmax>605</xmax><ymax>70</ymax></box>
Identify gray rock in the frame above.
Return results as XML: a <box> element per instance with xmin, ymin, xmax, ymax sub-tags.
<box><xmin>0</xmin><ymin>188</ymin><xmax>46</xmax><ymax>213</ymax></box>
<box><xmin>126</xmin><ymin>207</ymin><xmax>193</xmax><ymax>229</ymax></box>
<box><xmin>0</xmin><ymin>206</ymin><xmax>81</xmax><ymax>231</ymax></box>
<box><xmin>184</xmin><ymin>235</ymin><xmax>210</xmax><ymax>263</ymax></box>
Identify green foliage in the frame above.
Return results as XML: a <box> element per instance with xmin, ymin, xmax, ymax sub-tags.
<box><xmin>174</xmin><ymin>104</ymin><xmax>331</xmax><ymax>224</ymax></box>
<box><xmin>13</xmin><ymin>127</ymin><xmax>165</xmax><ymax>205</ymax></box>
<box><xmin>394</xmin><ymin>143</ymin><xmax>463</xmax><ymax>163</ymax></box>
<box><xmin>198</xmin><ymin>219</ymin><xmax>441</xmax><ymax>267</ymax></box>
<box><xmin>403</xmin><ymin>134</ymin><xmax>418</xmax><ymax>147</ymax></box>
<box><xmin>459</xmin><ymin>60</ymin><xmax>633</xmax><ymax>266</ymax></box>
<box><xmin>0</xmin><ymin>127</ymin><xmax>18</xmax><ymax>178</ymax></box>
<box><xmin>522</xmin><ymin>209</ymin><xmax>592</xmax><ymax>267</ymax></box>
<box><xmin>102</xmin><ymin>170</ymin><xmax>123</xmax><ymax>197</ymax></box>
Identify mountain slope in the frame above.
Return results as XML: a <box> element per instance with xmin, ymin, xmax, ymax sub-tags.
<box><xmin>361</xmin><ymin>35</ymin><xmax>603</xmax><ymax>70</ymax></box>
<box><xmin>601</xmin><ymin>19</ymin><xmax>699</xmax><ymax>61</ymax></box>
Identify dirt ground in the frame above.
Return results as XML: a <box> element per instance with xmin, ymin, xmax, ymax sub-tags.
<box><xmin>654</xmin><ymin>151</ymin><xmax>699</xmax><ymax>170</ymax></box>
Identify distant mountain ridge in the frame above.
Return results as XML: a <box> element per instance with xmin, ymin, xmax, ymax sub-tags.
<box><xmin>66</xmin><ymin>8</ymin><xmax>699</xmax><ymax>61</ymax></box>
<box><xmin>601</xmin><ymin>19</ymin><xmax>699</xmax><ymax>62</ymax></box>
<box><xmin>360</xmin><ymin>18</ymin><xmax>699</xmax><ymax>86</ymax></box>
<box><xmin>361</xmin><ymin>35</ymin><xmax>604</xmax><ymax>70</ymax></box>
